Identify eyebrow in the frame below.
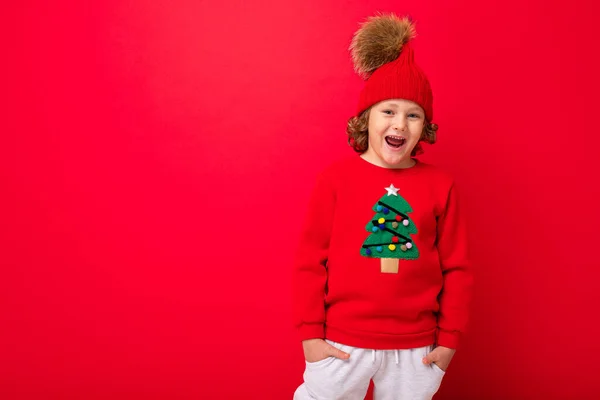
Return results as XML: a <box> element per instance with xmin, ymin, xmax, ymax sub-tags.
<box><xmin>382</xmin><ymin>103</ymin><xmax>423</xmax><ymax>113</ymax></box>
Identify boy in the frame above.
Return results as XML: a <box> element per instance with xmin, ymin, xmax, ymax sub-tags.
<box><xmin>292</xmin><ymin>13</ymin><xmax>473</xmax><ymax>400</ymax></box>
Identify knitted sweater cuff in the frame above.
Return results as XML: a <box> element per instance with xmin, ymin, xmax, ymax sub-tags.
<box><xmin>436</xmin><ymin>328</ymin><xmax>461</xmax><ymax>350</ymax></box>
<box><xmin>298</xmin><ymin>323</ymin><xmax>325</xmax><ymax>342</ymax></box>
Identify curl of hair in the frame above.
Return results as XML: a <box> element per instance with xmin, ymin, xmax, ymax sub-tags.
<box><xmin>346</xmin><ymin>107</ymin><xmax>438</xmax><ymax>156</ymax></box>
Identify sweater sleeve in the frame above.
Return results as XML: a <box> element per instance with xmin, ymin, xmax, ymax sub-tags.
<box><xmin>292</xmin><ymin>169</ymin><xmax>336</xmax><ymax>342</ymax></box>
<box><xmin>435</xmin><ymin>182</ymin><xmax>474</xmax><ymax>349</ymax></box>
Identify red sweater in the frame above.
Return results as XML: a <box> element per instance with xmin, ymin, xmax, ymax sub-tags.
<box><xmin>292</xmin><ymin>155</ymin><xmax>473</xmax><ymax>350</ymax></box>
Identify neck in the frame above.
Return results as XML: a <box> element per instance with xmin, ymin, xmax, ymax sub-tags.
<box><xmin>360</xmin><ymin>152</ymin><xmax>416</xmax><ymax>169</ymax></box>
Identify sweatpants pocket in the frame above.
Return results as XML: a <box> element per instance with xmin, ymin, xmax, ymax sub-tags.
<box><xmin>305</xmin><ymin>356</ymin><xmax>335</xmax><ymax>368</ymax></box>
<box><xmin>431</xmin><ymin>362</ymin><xmax>446</xmax><ymax>375</ymax></box>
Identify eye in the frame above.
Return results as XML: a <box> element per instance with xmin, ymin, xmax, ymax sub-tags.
<box><xmin>382</xmin><ymin>110</ymin><xmax>394</xmax><ymax>115</ymax></box>
<box><xmin>408</xmin><ymin>113</ymin><xmax>422</xmax><ymax>119</ymax></box>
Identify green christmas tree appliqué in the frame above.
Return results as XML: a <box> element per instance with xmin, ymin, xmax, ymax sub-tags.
<box><xmin>360</xmin><ymin>184</ymin><xmax>420</xmax><ymax>273</ymax></box>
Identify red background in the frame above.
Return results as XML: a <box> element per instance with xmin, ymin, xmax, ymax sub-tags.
<box><xmin>2</xmin><ymin>1</ymin><xmax>599</xmax><ymax>399</ymax></box>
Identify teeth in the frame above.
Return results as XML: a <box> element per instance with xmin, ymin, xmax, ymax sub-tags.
<box><xmin>385</xmin><ymin>135</ymin><xmax>406</xmax><ymax>149</ymax></box>
<box><xmin>386</xmin><ymin>136</ymin><xmax>406</xmax><ymax>143</ymax></box>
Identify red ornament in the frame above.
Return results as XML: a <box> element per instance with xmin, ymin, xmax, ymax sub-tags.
<box><xmin>395</xmin><ymin>215</ymin><xmax>401</xmax><ymax>221</ymax></box>
<box><xmin>392</xmin><ymin>236</ymin><xmax>399</xmax><ymax>243</ymax></box>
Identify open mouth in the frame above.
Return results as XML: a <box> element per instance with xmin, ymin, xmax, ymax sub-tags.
<box><xmin>385</xmin><ymin>135</ymin><xmax>406</xmax><ymax>149</ymax></box>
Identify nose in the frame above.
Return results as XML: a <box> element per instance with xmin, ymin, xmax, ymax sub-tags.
<box><xmin>393</xmin><ymin>117</ymin><xmax>407</xmax><ymax>131</ymax></box>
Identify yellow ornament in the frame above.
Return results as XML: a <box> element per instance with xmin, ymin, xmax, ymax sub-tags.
<box><xmin>378</xmin><ymin>217</ymin><xmax>385</xmax><ymax>224</ymax></box>
<box><xmin>388</xmin><ymin>244</ymin><xmax>396</xmax><ymax>251</ymax></box>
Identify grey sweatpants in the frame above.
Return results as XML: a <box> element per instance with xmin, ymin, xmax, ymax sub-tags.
<box><xmin>294</xmin><ymin>340</ymin><xmax>445</xmax><ymax>400</ymax></box>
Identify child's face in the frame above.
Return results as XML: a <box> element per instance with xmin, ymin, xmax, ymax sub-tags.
<box><xmin>364</xmin><ymin>99</ymin><xmax>425</xmax><ymax>168</ymax></box>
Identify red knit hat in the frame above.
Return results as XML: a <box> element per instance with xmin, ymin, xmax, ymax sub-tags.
<box><xmin>350</xmin><ymin>14</ymin><xmax>433</xmax><ymax>121</ymax></box>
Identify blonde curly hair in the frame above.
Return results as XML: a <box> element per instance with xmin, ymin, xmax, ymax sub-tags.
<box><xmin>346</xmin><ymin>107</ymin><xmax>438</xmax><ymax>156</ymax></box>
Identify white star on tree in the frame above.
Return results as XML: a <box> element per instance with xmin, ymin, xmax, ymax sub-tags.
<box><xmin>385</xmin><ymin>184</ymin><xmax>399</xmax><ymax>196</ymax></box>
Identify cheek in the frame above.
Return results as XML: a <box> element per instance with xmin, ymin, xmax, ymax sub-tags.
<box><xmin>369</xmin><ymin>121</ymin><xmax>386</xmax><ymax>136</ymax></box>
<box><xmin>410</xmin><ymin>122</ymin><xmax>425</xmax><ymax>138</ymax></box>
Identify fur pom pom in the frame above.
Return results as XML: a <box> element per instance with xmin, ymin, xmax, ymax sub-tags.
<box><xmin>349</xmin><ymin>13</ymin><xmax>416</xmax><ymax>79</ymax></box>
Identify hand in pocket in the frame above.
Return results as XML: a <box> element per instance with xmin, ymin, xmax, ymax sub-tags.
<box><xmin>302</xmin><ymin>338</ymin><xmax>350</xmax><ymax>363</ymax></box>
